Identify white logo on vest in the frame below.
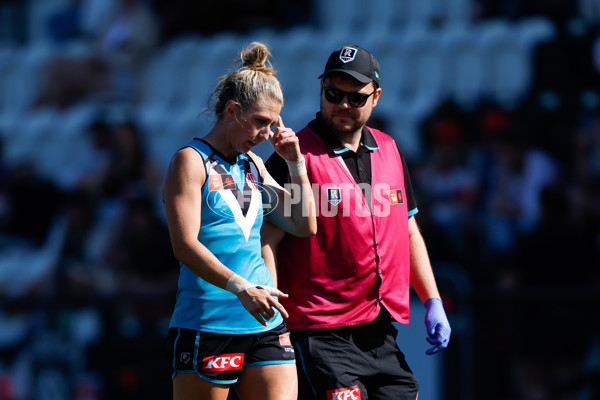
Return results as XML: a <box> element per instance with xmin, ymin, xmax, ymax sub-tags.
<box><xmin>327</xmin><ymin>187</ymin><xmax>342</xmax><ymax>206</ymax></box>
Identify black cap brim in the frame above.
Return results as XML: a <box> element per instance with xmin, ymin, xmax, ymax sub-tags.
<box><xmin>318</xmin><ymin>69</ymin><xmax>374</xmax><ymax>84</ymax></box>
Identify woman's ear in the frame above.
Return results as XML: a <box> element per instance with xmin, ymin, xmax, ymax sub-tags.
<box><xmin>224</xmin><ymin>100</ymin><xmax>240</xmax><ymax>122</ymax></box>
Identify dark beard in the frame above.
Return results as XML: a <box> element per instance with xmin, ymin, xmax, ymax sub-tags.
<box><xmin>329</xmin><ymin>116</ymin><xmax>362</xmax><ymax>138</ymax></box>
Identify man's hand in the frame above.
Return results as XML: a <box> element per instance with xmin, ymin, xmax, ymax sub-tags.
<box><xmin>424</xmin><ymin>298</ymin><xmax>451</xmax><ymax>355</ymax></box>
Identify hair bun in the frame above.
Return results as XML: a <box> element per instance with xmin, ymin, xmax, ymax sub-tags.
<box><xmin>241</xmin><ymin>42</ymin><xmax>275</xmax><ymax>75</ymax></box>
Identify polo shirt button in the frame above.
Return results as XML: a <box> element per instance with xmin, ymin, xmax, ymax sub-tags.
<box><xmin>378</xmin><ymin>297</ymin><xmax>383</xmax><ymax>301</ymax></box>
<box><xmin>378</xmin><ymin>270</ymin><xmax>382</xmax><ymax>274</ymax></box>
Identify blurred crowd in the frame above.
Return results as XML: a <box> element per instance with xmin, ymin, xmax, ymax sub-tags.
<box><xmin>0</xmin><ymin>116</ymin><xmax>179</xmax><ymax>399</ymax></box>
<box><xmin>410</xmin><ymin>2</ymin><xmax>600</xmax><ymax>395</ymax></box>
<box><xmin>1</xmin><ymin>0</ymin><xmax>600</xmax><ymax>399</ymax></box>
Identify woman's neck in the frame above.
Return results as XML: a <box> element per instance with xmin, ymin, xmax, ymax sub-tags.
<box><xmin>202</xmin><ymin>126</ymin><xmax>237</xmax><ymax>160</ymax></box>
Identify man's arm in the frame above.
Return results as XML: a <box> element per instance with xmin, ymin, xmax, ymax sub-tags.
<box><xmin>408</xmin><ymin>216</ymin><xmax>440</xmax><ymax>301</ymax></box>
<box><xmin>408</xmin><ymin>216</ymin><xmax>451</xmax><ymax>355</ymax></box>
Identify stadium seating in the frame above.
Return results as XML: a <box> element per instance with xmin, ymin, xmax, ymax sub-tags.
<box><xmin>0</xmin><ymin>1</ymin><xmax>558</xmax><ymax>193</ymax></box>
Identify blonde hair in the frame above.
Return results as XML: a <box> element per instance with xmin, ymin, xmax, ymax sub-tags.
<box><xmin>212</xmin><ymin>42</ymin><xmax>284</xmax><ymax>119</ymax></box>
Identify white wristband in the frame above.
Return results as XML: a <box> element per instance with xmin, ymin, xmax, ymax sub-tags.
<box><xmin>225</xmin><ymin>274</ymin><xmax>253</xmax><ymax>294</ymax></box>
<box><xmin>286</xmin><ymin>157</ymin><xmax>307</xmax><ymax>177</ymax></box>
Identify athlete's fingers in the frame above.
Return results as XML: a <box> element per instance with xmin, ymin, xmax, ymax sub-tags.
<box><xmin>271</xmin><ymin>299</ymin><xmax>289</xmax><ymax>319</ymax></box>
<box><xmin>270</xmin><ymin>121</ymin><xmax>285</xmax><ymax>143</ymax></box>
<box><xmin>256</xmin><ymin>285</ymin><xmax>282</xmax><ymax>297</ymax></box>
<box><xmin>254</xmin><ymin>287</ymin><xmax>284</xmax><ymax>319</ymax></box>
<box><xmin>238</xmin><ymin>290</ymin><xmax>271</xmax><ymax>326</ymax></box>
<box><xmin>262</xmin><ymin>306</ymin><xmax>275</xmax><ymax>318</ymax></box>
<box><xmin>274</xmin><ymin>133</ymin><xmax>297</xmax><ymax>144</ymax></box>
<box><xmin>258</xmin><ymin>311</ymin><xmax>270</xmax><ymax>321</ymax></box>
<box><xmin>271</xmin><ymin>116</ymin><xmax>289</xmax><ymax>142</ymax></box>
<box><xmin>252</xmin><ymin>311</ymin><xmax>268</xmax><ymax>326</ymax></box>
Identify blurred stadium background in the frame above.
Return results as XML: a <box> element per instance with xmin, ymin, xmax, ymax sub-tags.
<box><xmin>0</xmin><ymin>0</ymin><xmax>599</xmax><ymax>399</ymax></box>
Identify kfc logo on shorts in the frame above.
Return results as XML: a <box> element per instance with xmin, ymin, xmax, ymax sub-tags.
<box><xmin>279</xmin><ymin>333</ymin><xmax>291</xmax><ymax>346</ymax></box>
<box><xmin>326</xmin><ymin>385</ymin><xmax>361</xmax><ymax>400</ymax></box>
<box><xmin>202</xmin><ymin>353</ymin><xmax>244</xmax><ymax>371</ymax></box>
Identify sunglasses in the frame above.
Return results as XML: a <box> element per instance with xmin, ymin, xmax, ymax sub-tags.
<box><xmin>322</xmin><ymin>86</ymin><xmax>377</xmax><ymax>108</ymax></box>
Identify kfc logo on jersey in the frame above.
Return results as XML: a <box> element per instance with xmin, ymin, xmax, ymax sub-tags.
<box><xmin>209</xmin><ymin>175</ymin><xmax>224</xmax><ymax>191</ymax></box>
<box><xmin>339</xmin><ymin>47</ymin><xmax>357</xmax><ymax>63</ymax></box>
<box><xmin>326</xmin><ymin>385</ymin><xmax>361</xmax><ymax>400</ymax></box>
<box><xmin>202</xmin><ymin>353</ymin><xmax>244</xmax><ymax>371</ymax></box>
<box><xmin>388</xmin><ymin>189</ymin><xmax>404</xmax><ymax>205</ymax></box>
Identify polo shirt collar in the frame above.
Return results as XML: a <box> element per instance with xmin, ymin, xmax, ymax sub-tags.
<box><xmin>309</xmin><ymin>113</ymin><xmax>379</xmax><ymax>154</ymax></box>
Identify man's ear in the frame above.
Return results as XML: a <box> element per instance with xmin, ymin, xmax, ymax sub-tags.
<box><xmin>372</xmin><ymin>87</ymin><xmax>382</xmax><ymax>108</ymax></box>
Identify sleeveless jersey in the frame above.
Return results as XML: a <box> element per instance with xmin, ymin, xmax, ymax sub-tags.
<box><xmin>169</xmin><ymin>139</ymin><xmax>282</xmax><ymax>334</ymax></box>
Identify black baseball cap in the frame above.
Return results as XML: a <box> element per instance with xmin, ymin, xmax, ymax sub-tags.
<box><xmin>318</xmin><ymin>45</ymin><xmax>380</xmax><ymax>85</ymax></box>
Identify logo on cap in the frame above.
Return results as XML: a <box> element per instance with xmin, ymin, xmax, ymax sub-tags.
<box><xmin>339</xmin><ymin>47</ymin><xmax>357</xmax><ymax>63</ymax></box>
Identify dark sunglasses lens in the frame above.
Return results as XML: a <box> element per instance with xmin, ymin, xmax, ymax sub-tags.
<box><xmin>324</xmin><ymin>87</ymin><xmax>370</xmax><ymax>107</ymax></box>
<box><xmin>324</xmin><ymin>88</ymin><xmax>344</xmax><ymax>103</ymax></box>
<box><xmin>348</xmin><ymin>93</ymin><xmax>368</xmax><ymax>107</ymax></box>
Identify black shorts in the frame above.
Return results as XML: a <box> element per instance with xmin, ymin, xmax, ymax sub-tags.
<box><xmin>167</xmin><ymin>322</ymin><xmax>295</xmax><ymax>385</ymax></box>
<box><xmin>292</xmin><ymin>310</ymin><xmax>419</xmax><ymax>400</ymax></box>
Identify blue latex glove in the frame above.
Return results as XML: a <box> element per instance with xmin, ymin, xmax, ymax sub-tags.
<box><xmin>424</xmin><ymin>298</ymin><xmax>451</xmax><ymax>355</ymax></box>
